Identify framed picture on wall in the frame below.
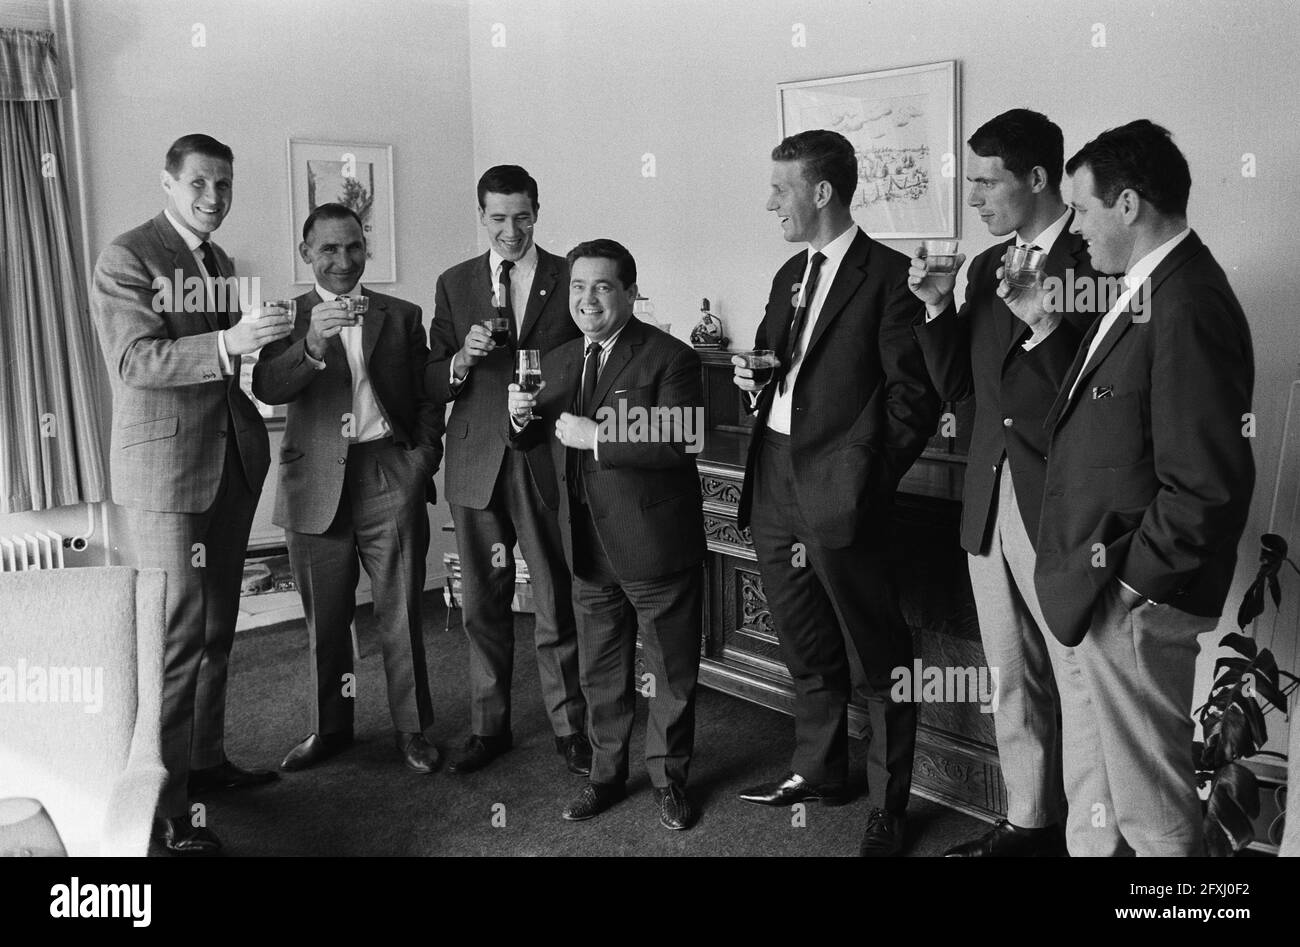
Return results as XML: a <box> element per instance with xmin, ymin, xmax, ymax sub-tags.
<box><xmin>287</xmin><ymin>139</ymin><xmax>396</xmax><ymax>283</ymax></box>
<box><xmin>778</xmin><ymin>60</ymin><xmax>959</xmax><ymax>239</ymax></box>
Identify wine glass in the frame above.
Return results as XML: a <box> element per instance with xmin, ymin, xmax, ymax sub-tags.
<box><xmin>739</xmin><ymin>349</ymin><xmax>778</xmax><ymax>410</ymax></box>
<box><xmin>516</xmin><ymin>349</ymin><xmax>542</xmax><ymax>421</ymax></box>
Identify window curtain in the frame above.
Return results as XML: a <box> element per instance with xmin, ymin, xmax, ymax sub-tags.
<box><xmin>0</xmin><ymin>28</ymin><xmax>105</xmax><ymax>512</ymax></box>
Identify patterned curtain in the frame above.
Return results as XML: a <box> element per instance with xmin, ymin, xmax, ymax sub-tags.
<box><xmin>0</xmin><ymin>28</ymin><xmax>105</xmax><ymax>512</ymax></box>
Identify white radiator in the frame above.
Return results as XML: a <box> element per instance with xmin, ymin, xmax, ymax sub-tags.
<box><xmin>0</xmin><ymin>531</ymin><xmax>65</xmax><ymax>573</ymax></box>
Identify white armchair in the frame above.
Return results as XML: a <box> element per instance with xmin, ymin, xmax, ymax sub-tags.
<box><xmin>0</xmin><ymin>567</ymin><xmax>167</xmax><ymax>856</ymax></box>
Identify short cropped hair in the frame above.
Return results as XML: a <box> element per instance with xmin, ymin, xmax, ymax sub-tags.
<box><xmin>1066</xmin><ymin>119</ymin><xmax>1191</xmax><ymax>217</ymax></box>
<box><xmin>566</xmin><ymin>239</ymin><xmax>637</xmax><ymax>289</ymax></box>
<box><xmin>771</xmin><ymin>129</ymin><xmax>858</xmax><ymax>207</ymax></box>
<box><xmin>164</xmin><ymin>134</ymin><xmax>234</xmax><ymax>176</ymax></box>
<box><xmin>968</xmin><ymin>109</ymin><xmax>1064</xmax><ymax>191</ymax></box>
<box><xmin>477</xmin><ymin>164</ymin><xmax>539</xmax><ymax>211</ymax></box>
<box><xmin>302</xmin><ymin>202</ymin><xmax>364</xmax><ymax>244</ymax></box>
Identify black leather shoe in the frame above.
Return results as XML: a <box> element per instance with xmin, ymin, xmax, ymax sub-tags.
<box><xmin>562</xmin><ymin>782</ymin><xmax>627</xmax><ymax>821</ymax></box>
<box><xmin>556</xmin><ymin>732</ymin><xmax>593</xmax><ymax>776</ymax></box>
<box><xmin>738</xmin><ymin>772</ymin><xmax>847</xmax><ymax>807</ymax></box>
<box><xmin>396</xmin><ymin>732</ymin><xmax>441</xmax><ymax>774</ymax></box>
<box><xmin>655</xmin><ymin>785</ymin><xmax>695</xmax><ymax>830</ymax></box>
<box><xmin>158</xmin><ymin>817</ymin><xmax>221</xmax><ymax>856</ymax></box>
<box><xmin>447</xmin><ymin>733</ymin><xmax>512</xmax><ymax>775</ymax></box>
<box><xmin>188</xmin><ymin>759</ymin><xmax>279</xmax><ymax>795</ymax></box>
<box><xmin>944</xmin><ymin>819</ymin><xmax>1066</xmax><ymax>857</ymax></box>
<box><xmin>280</xmin><ymin>732</ymin><xmax>354</xmax><ymax>772</ymax></box>
<box><xmin>858</xmin><ymin>807</ymin><xmax>905</xmax><ymax>857</ymax></box>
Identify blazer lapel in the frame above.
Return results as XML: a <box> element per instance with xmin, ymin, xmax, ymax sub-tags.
<box><xmin>473</xmin><ymin>252</ymin><xmax>495</xmax><ymax>325</ymax></box>
<box><xmin>520</xmin><ymin>249</ymin><xmax>559</xmax><ymax>344</ymax></box>
<box><xmin>803</xmin><ymin>230</ymin><xmax>870</xmax><ymax>360</ymax></box>
<box><xmin>152</xmin><ymin>212</ymin><xmax>220</xmax><ymax>332</ymax></box>
<box><xmin>360</xmin><ymin>288</ymin><xmax>386</xmax><ymax>365</ymax></box>
<box><xmin>589</xmin><ymin>319</ymin><xmax>644</xmax><ymax>410</ymax></box>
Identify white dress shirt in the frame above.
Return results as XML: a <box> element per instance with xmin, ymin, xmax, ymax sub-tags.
<box><xmin>305</xmin><ymin>284</ymin><xmax>392</xmax><ymax>443</ymax></box>
<box><xmin>1066</xmin><ymin>227</ymin><xmax>1190</xmax><ymax>402</ymax></box>
<box><xmin>451</xmin><ymin>244</ymin><xmax>539</xmax><ymax>388</ymax></box>
<box><xmin>163</xmin><ymin>208</ymin><xmax>234</xmax><ymax>375</ymax></box>
<box><xmin>767</xmin><ymin>222</ymin><xmax>859</xmax><ymax>435</ymax></box>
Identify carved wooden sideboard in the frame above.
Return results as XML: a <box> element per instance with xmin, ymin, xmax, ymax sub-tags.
<box><xmin>693</xmin><ymin>350</ymin><xmax>1005</xmax><ymax>822</ymax></box>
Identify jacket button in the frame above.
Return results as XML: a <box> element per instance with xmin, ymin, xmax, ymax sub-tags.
<box><xmin>215</xmin><ymin>431</ymin><xmax>226</xmax><ymax>438</ymax></box>
<box><xmin>1003</xmin><ymin>417</ymin><xmax>1014</xmax><ymax>427</ymax></box>
<box><xmin>338</xmin><ymin>457</ymin><xmax>346</xmax><ymax>465</ymax></box>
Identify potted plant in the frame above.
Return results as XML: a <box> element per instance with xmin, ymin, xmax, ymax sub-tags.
<box><xmin>1194</xmin><ymin>534</ymin><xmax>1299</xmax><ymax>855</ymax></box>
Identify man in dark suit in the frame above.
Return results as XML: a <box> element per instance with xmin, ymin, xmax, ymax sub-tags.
<box><xmin>1029</xmin><ymin>120</ymin><xmax>1255</xmax><ymax>855</ymax></box>
<box><xmin>732</xmin><ymin>130</ymin><xmax>941</xmax><ymax>856</ymax></box>
<box><xmin>90</xmin><ymin>134</ymin><xmax>293</xmax><ymax>855</ymax></box>
<box><xmin>508</xmin><ymin>239</ymin><xmax>705</xmax><ymax>829</ymax></box>
<box><xmin>426</xmin><ymin>166</ymin><xmax>589</xmax><ymax>776</ymax></box>
<box><xmin>252</xmin><ymin>204</ymin><xmax>443</xmax><ymax>775</ymax></box>
<box><xmin>908</xmin><ymin>110</ymin><xmax>1097</xmax><ymax>857</ymax></box>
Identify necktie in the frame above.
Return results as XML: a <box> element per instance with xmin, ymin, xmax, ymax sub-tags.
<box><xmin>579</xmin><ymin>341</ymin><xmax>601</xmax><ymax>417</ymax></box>
<box><xmin>499</xmin><ymin>259</ymin><xmax>519</xmax><ymax>347</ymax></box>
<box><xmin>778</xmin><ymin>251</ymin><xmax>826</xmax><ymax>394</ymax></box>
<box><xmin>570</xmin><ymin>342</ymin><xmax>602</xmax><ymax>503</ymax></box>
<box><xmin>199</xmin><ymin>241</ymin><xmax>230</xmax><ymax>330</ymax></box>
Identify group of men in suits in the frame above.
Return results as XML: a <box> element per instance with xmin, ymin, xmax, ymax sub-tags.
<box><xmin>91</xmin><ymin>117</ymin><xmax>1253</xmax><ymax>856</ymax></box>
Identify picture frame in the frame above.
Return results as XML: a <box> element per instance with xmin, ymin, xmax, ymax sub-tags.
<box><xmin>778</xmin><ymin>60</ymin><xmax>960</xmax><ymax>239</ymax></box>
<box><xmin>287</xmin><ymin>139</ymin><xmax>396</xmax><ymax>283</ymax></box>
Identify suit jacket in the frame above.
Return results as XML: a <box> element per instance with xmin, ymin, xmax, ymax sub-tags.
<box><xmin>511</xmin><ymin>317</ymin><xmax>706</xmax><ymax>583</ymax></box>
<box><xmin>251</xmin><ymin>289</ymin><xmax>444</xmax><ymax>534</ymax></box>
<box><xmin>737</xmin><ymin>229</ymin><xmax>941</xmax><ymax>549</ymax></box>
<box><xmin>1035</xmin><ymin>231</ymin><xmax>1255</xmax><ymax>646</ymax></box>
<box><xmin>90</xmin><ymin>211</ymin><xmax>269</xmax><ymax>512</ymax></box>
<box><xmin>913</xmin><ymin>219</ymin><xmax>1096</xmax><ymax>554</ymax></box>
<box><xmin>427</xmin><ymin>247</ymin><xmax>580</xmax><ymax>510</ymax></box>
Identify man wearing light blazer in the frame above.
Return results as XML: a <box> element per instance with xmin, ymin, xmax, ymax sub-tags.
<box><xmin>253</xmin><ymin>203</ymin><xmax>444</xmax><ymax>777</ymax></box>
<box><xmin>90</xmin><ymin>134</ymin><xmax>292</xmax><ymax>855</ymax></box>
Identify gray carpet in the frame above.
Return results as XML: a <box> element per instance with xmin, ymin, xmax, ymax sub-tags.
<box><xmin>173</xmin><ymin>593</ymin><xmax>985</xmax><ymax>856</ymax></box>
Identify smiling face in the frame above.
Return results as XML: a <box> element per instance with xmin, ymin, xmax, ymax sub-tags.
<box><xmin>161</xmin><ymin>152</ymin><xmax>232</xmax><ymax>237</ymax></box>
<box><xmin>1067</xmin><ymin>164</ymin><xmax>1133</xmax><ymax>275</ymax></box>
<box><xmin>569</xmin><ymin>256</ymin><xmax>636</xmax><ymax>343</ymax></box>
<box><xmin>766</xmin><ymin>159</ymin><xmax>822</xmax><ymax>244</ymax></box>
<box><xmin>299</xmin><ymin>215</ymin><xmax>367</xmax><ymax>295</ymax></box>
<box><xmin>480</xmin><ymin>191</ymin><xmax>536</xmax><ymax>262</ymax></box>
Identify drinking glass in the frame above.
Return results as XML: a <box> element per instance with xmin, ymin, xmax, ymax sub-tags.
<box><xmin>1003</xmin><ymin>245</ymin><xmax>1047</xmax><ymax>289</ymax></box>
<box><xmin>516</xmin><ymin>349</ymin><xmax>542</xmax><ymax>421</ymax></box>
<box><xmin>922</xmin><ymin>240</ymin><xmax>959</xmax><ymax>276</ymax></box>
<box><xmin>739</xmin><ymin>349</ymin><xmax>779</xmax><ymax>410</ymax></box>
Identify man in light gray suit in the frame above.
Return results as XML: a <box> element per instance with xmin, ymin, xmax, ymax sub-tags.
<box><xmin>90</xmin><ymin>134</ymin><xmax>293</xmax><ymax>856</ymax></box>
<box><xmin>253</xmin><ymin>204</ymin><xmax>444</xmax><ymax>776</ymax></box>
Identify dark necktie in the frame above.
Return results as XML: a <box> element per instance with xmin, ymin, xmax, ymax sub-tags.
<box><xmin>569</xmin><ymin>342</ymin><xmax>602</xmax><ymax>502</ymax></box>
<box><xmin>198</xmin><ymin>241</ymin><xmax>230</xmax><ymax>330</ymax></box>
<box><xmin>499</xmin><ymin>259</ymin><xmax>519</xmax><ymax>348</ymax></box>
<box><xmin>778</xmin><ymin>251</ymin><xmax>826</xmax><ymax>394</ymax></box>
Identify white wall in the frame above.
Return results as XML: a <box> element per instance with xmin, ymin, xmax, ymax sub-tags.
<box><xmin>466</xmin><ymin>0</ymin><xmax>1300</xmax><ymax>748</ymax></box>
<box><xmin>0</xmin><ymin>0</ymin><xmax>476</xmax><ymax>573</ymax></box>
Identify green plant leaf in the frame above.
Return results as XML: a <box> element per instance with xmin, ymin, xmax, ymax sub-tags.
<box><xmin>1203</xmin><ymin>762</ymin><xmax>1259</xmax><ymax>856</ymax></box>
<box><xmin>1218</xmin><ymin>632</ymin><xmax>1259</xmax><ymax>659</ymax></box>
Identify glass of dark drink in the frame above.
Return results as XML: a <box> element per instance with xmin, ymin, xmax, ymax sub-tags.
<box><xmin>486</xmin><ymin>313</ymin><xmax>512</xmax><ymax>347</ymax></box>
<box><xmin>740</xmin><ymin>349</ymin><xmax>778</xmax><ymax>410</ymax></box>
<box><xmin>516</xmin><ymin>349</ymin><xmax>542</xmax><ymax>421</ymax></box>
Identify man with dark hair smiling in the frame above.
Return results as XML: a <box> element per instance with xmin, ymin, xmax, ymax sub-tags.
<box><xmin>427</xmin><ymin>166</ymin><xmax>589</xmax><ymax>777</ymax></box>
<box><xmin>908</xmin><ymin>109</ymin><xmax>1098</xmax><ymax>857</ymax></box>
<box><xmin>253</xmin><ymin>203</ymin><xmax>444</xmax><ymax>776</ymax></box>
<box><xmin>1031</xmin><ymin>120</ymin><xmax>1255</xmax><ymax>855</ymax></box>
<box><xmin>732</xmin><ymin>129</ymin><xmax>940</xmax><ymax>856</ymax></box>
<box><xmin>90</xmin><ymin>134</ymin><xmax>293</xmax><ymax>855</ymax></box>
<box><xmin>508</xmin><ymin>239</ymin><xmax>705</xmax><ymax>830</ymax></box>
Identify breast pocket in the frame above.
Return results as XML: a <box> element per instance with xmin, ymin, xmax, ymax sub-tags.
<box><xmin>1083</xmin><ymin>391</ymin><xmax>1146</xmax><ymax>467</ymax></box>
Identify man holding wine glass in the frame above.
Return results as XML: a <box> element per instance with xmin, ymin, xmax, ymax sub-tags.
<box><xmin>507</xmin><ymin>239</ymin><xmax>705</xmax><ymax>830</ymax></box>
<box><xmin>426</xmin><ymin>166</ymin><xmax>590</xmax><ymax>778</ymax></box>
